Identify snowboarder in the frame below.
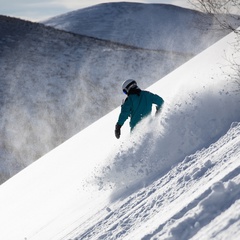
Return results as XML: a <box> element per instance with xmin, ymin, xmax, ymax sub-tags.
<box><xmin>115</xmin><ymin>79</ymin><xmax>164</xmax><ymax>139</ymax></box>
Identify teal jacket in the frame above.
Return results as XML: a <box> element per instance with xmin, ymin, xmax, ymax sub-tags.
<box><xmin>117</xmin><ymin>90</ymin><xmax>164</xmax><ymax>130</ymax></box>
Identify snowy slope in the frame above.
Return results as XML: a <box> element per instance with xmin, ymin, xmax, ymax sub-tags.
<box><xmin>73</xmin><ymin>123</ymin><xmax>240</xmax><ymax>240</ymax></box>
<box><xmin>43</xmin><ymin>2</ymin><xmax>240</xmax><ymax>54</ymax></box>
<box><xmin>0</xmin><ymin>26</ymin><xmax>239</xmax><ymax>240</ymax></box>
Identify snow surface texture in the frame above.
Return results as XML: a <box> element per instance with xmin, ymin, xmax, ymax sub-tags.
<box><xmin>1</xmin><ymin>3</ymin><xmax>237</xmax><ymax>184</ymax></box>
<box><xmin>0</xmin><ymin>26</ymin><xmax>239</xmax><ymax>240</ymax></box>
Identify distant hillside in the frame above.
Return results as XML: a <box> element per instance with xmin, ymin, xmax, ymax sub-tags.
<box><xmin>0</xmin><ymin>15</ymin><xmax>189</xmax><ymax>183</ymax></box>
<box><xmin>43</xmin><ymin>2</ymin><xmax>239</xmax><ymax>54</ymax></box>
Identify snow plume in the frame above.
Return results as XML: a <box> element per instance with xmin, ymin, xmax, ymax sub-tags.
<box><xmin>0</xmin><ymin>86</ymin><xmax>58</xmax><ymax>182</ymax></box>
<box><xmin>96</xmin><ymin>99</ymin><xmax>239</xmax><ymax>200</ymax></box>
<box><xmin>93</xmin><ymin>55</ymin><xmax>240</xmax><ymax>199</ymax></box>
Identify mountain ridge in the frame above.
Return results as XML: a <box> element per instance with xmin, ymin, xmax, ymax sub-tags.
<box><xmin>43</xmin><ymin>2</ymin><xmax>239</xmax><ymax>54</ymax></box>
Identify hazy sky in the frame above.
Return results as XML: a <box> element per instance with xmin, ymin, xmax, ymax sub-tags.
<box><xmin>0</xmin><ymin>0</ymin><xmax>193</xmax><ymax>22</ymax></box>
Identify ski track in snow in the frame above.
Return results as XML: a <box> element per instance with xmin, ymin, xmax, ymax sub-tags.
<box><xmin>65</xmin><ymin>123</ymin><xmax>240</xmax><ymax>240</ymax></box>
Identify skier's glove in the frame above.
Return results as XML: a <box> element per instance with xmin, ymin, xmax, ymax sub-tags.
<box><xmin>115</xmin><ymin>123</ymin><xmax>122</xmax><ymax>139</ymax></box>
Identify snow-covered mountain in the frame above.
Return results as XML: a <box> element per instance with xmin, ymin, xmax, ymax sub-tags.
<box><xmin>0</xmin><ymin>24</ymin><xmax>239</xmax><ymax>240</ymax></box>
<box><xmin>2</xmin><ymin>2</ymin><xmax>238</xmax><ymax>184</ymax></box>
<box><xmin>43</xmin><ymin>2</ymin><xmax>239</xmax><ymax>54</ymax></box>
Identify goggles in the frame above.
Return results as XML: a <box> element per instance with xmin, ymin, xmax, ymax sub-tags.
<box><xmin>123</xmin><ymin>82</ymin><xmax>137</xmax><ymax>94</ymax></box>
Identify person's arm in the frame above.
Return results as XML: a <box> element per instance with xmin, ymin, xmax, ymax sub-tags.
<box><xmin>117</xmin><ymin>97</ymin><xmax>132</xmax><ymax>126</ymax></box>
<box><xmin>115</xmin><ymin>98</ymin><xmax>132</xmax><ymax>139</ymax></box>
<box><xmin>151</xmin><ymin>93</ymin><xmax>164</xmax><ymax>114</ymax></box>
